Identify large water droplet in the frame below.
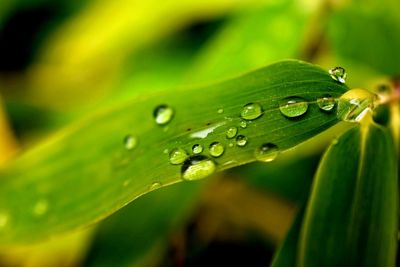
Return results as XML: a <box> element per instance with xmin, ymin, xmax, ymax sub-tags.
<box><xmin>124</xmin><ymin>135</ymin><xmax>137</xmax><ymax>150</ymax></box>
<box><xmin>317</xmin><ymin>95</ymin><xmax>336</xmax><ymax>112</ymax></box>
<box><xmin>33</xmin><ymin>199</ymin><xmax>49</xmax><ymax>216</ymax></box>
<box><xmin>255</xmin><ymin>143</ymin><xmax>279</xmax><ymax>162</ymax></box>
<box><xmin>236</xmin><ymin>135</ymin><xmax>248</xmax><ymax>147</ymax></box>
<box><xmin>192</xmin><ymin>144</ymin><xmax>203</xmax><ymax>154</ymax></box>
<box><xmin>0</xmin><ymin>213</ymin><xmax>9</xmax><ymax>228</ymax></box>
<box><xmin>241</xmin><ymin>103</ymin><xmax>263</xmax><ymax>120</ymax></box>
<box><xmin>154</xmin><ymin>105</ymin><xmax>174</xmax><ymax>125</ymax></box>
<box><xmin>181</xmin><ymin>155</ymin><xmax>217</xmax><ymax>181</ymax></box>
<box><xmin>209</xmin><ymin>142</ymin><xmax>224</xmax><ymax>157</ymax></box>
<box><xmin>337</xmin><ymin>88</ymin><xmax>377</xmax><ymax>122</ymax></box>
<box><xmin>279</xmin><ymin>97</ymin><xmax>308</xmax><ymax>118</ymax></box>
<box><xmin>226</xmin><ymin>127</ymin><xmax>238</xmax><ymax>139</ymax></box>
<box><xmin>329</xmin><ymin>67</ymin><xmax>347</xmax><ymax>84</ymax></box>
<box><xmin>169</xmin><ymin>148</ymin><xmax>188</xmax><ymax>165</ymax></box>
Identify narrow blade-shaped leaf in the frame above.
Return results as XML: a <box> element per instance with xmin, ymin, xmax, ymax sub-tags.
<box><xmin>299</xmin><ymin>122</ymin><xmax>398</xmax><ymax>266</ymax></box>
<box><xmin>0</xmin><ymin>60</ymin><xmax>347</xmax><ymax>244</ymax></box>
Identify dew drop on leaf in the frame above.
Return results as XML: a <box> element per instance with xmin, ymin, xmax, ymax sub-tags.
<box><xmin>226</xmin><ymin>127</ymin><xmax>238</xmax><ymax>139</ymax></box>
<box><xmin>255</xmin><ymin>143</ymin><xmax>279</xmax><ymax>162</ymax></box>
<box><xmin>192</xmin><ymin>144</ymin><xmax>203</xmax><ymax>154</ymax></box>
<box><xmin>217</xmin><ymin>108</ymin><xmax>224</xmax><ymax>114</ymax></box>
<box><xmin>317</xmin><ymin>95</ymin><xmax>336</xmax><ymax>112</ymax></box>
<box><xmin>279</xmin><ymin>97</ymin><xmax>308</xmax><ymax>118</ymax></box>
<box><xmin>337</xmin><ymin>88</ymin><xmax>377</xmax><ymax>122</ymax></box>
<box><xmin>329</xmin><ymin>67</ymin><xmax>347</xmax><ymax>84</ymax></box>
<box><xmin>241</xmin><ymin>103</ymin><xmax>263</xmax><ymax>120</ymax></box>
<box><xmin>149</xmin><ymin>182</ymin><xmax>162</xmax><ymax>190</ymax></box>
<box><xmin>124</xmin><ymin>135</ymin><xmax>137</xmax><ymax>150</ymax></box>
<box><xmin>209</xmin><ymin>142</ymin><xmax>224</xmax><ymax>157</ymax></box>
<box><xmin>236</xmin><ymin>135</ymin><xmax>248</xmax><ymax>147</ymax></box>
<box><xmin>169</xmin><ymin>148</ymin><xmax>188</xmax><ymax>165</ymax></box>
<box><xmin>153</xmin><ymin>104</ymin><xmax>174</xmax><ymax>125</ymax></box>
<box><xmin>181</xmin><ymin>155</ymin><xmax>217</xmax><ymax>181</ymax></box>
<box><xmin>239</xmin><ymin>120</ymin><xmax>247</xmax><ymax>128</ymax></box>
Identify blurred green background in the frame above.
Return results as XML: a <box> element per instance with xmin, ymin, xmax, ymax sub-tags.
<box><xmin>0</xmin><ymin>0</ymin><xmax>399</xmax><ymax>266</ymax></box>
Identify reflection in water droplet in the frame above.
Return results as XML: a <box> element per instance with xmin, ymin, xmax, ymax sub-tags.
<box><xmin>192</xmin><ymin>144</ymin><xmax>203</xmax><ymax>154</ymax></box>
<box><xmin>317</xmin><ymin>95</ymin><xmax>336</xmax><ymax>112</ymax></box>
<box><xmin>124</xmin><ymin>135</ymin><xmax>137</xmax><ymax>150</ymax></box>
<box><xmin>239</xmin><ymin>120</ymin><xmax>247</xmax><ymax>128</ymax></box>
<box><xmin>279</xmin><ymin>97</ymin><xmax>308</xmax><ymax>118</ymax></box>
<box><xmin>209</xmin><ymin>142</ymin><xmax>224</xmax><ymax>157</ymax></box>
<box><xmin>33</xmin><ymin>199</ymin><xmax>49</xmax><ymax>216</ymax></box>
<box><xmin>181</xmin><ymin>155</ymin><xmax>217</xmax><ymax>181</ymax></box>
<box><xmin>217</xmin><ymin>108</ymin><xmax>224</xmax><ymax>114</ymax></box>
<box><xmin>0</xmin><ymin>213</ymin><xmax>9</xmax><ymax>228</ymax></box>
<box><xmin>236</xmin><ymin>135</ymin><xmax>248</xmax><ymax>147</ymax></box>
<box><xmin>154</xmin><ymin>105</ymin><xmax>174</xmax><ymax>125</ymax></box>
<box><xmin>255</xmin><ymin>143</ymin><xmax>279</xmax><ymax>162</ymax></box>
<box><xmin>337</xmin><ymin>88</ymin><xmax>377</xmax><ymax>122</ymax></box>
<box><xmin>226</xmin><ymin>127</ymin><xmax>238</xmax><ymax>139</ymax></box>
<box><xmin>329</xmin><ymin>67</ymin><xmax>347</xmax><ymax>84</ymax></box>
<box><xmin>169</xmin><ymin>148</ymin><xmax>188</xmax><ymax>165</ymax></box>
<box><xmin>241</xmin><ymin>103</ymin><xmax>263</xmax><ymax>120</ymax></box>
<box><xmin>150</xmin><ymin>182</ymin><xmax>162</xmax><ymax>190</ymax></box>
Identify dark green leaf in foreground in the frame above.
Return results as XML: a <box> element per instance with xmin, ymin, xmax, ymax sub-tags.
<box><xmin>299</xmin><ymin>121</ymin><xmax>398</xmax><ymax>267</ymax></box>
<box><xmin>0</xmin><ymin>60</ymin><xmax>347</xmax><ymax>244</ymax></box>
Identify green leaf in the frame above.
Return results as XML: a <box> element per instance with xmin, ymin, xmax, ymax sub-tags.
<box><xmin>270</xmin><ymin>207</ymin><xmax>304</xmax><ymax>267</ymax></box>
<box><xmin>0</xmin><ymin>60</ymin><xmax>347</xmax><ymax>244</ymax></box>
<box><xmin>299</xmin><ymin>121</ymin><xmax>398</xmax><ymax>266</ymax></box>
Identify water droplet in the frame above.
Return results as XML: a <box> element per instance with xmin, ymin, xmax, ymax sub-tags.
<box><xmin>124</xmin><ymin>135</ymin><xmax>137</xmax><ymax>150</ymax></box>
<box><xmin>217</xmin><ymin>108</ymin><xmax>224</xmax><ymax>114</ymax></box>
<box><xmin>228</xmin><ymin>142</ymin><xmax>234</xmax><ymax>148</ymax></box>
<box><xmin>329</xmin><ymin>67</ymin><xmax>347</xmax><ymax>84</ymax></box>
<box><xmin>239</xmin><ymin>120</ymin><xmax>247</xmax><ymax>128</ymax></box>
<box><xmin>150</xmin><ymin>182</ymin><xmax>162</xmax><ymax>190</ymax></box>
<box><xmin>169</xmin><ymin>148</ymin><xmax>188</xmax><ymax>165</ymax></box>
<box><xmin>236</xmin><ymin>135</ymin><xmax>248</xmax><ymax>147</ymax></box>
<box><xmin>163</xmin><ymin>148</ymin><xmax>169</xmax><ymax>154</ymax></box>
<box><xmin>181</xmin><ymin>155</ymin><xmax>216</xmax><ymax>181</ymax></box>
<box><xmin>337</xmin><ymin>88</ymin><xmax>377</xmax><ymax>122</ymax></box>
<box><xmin>33</xmin><ymin>199</ymin><xmax>49</xmax><ymax>216</ymax></box>
<box><xmin>279</xmin><ymin>97</ymin><xmax>308</xmax><ymax>118</ymax></box>
<box><xmin>241</xmin><ymin>103</ymin><xmax>263</xmax><ymax>120</ymax></box>
<box><xmin>154</xmin><ymin>105</ymin><xmax>174</xmax><ymax>125</ymax></box>
<box><xmin>209</xmin><ymin>142</ymin><xmax>224</xmax><ymax>157</ymax></box>
<box><xmin>317</xmin><ymin>95</ymin><xmax>336</xmax><ymax>112</ymax></box>
<box><xmin>192</xmin><ymin>144</ymin><xmax>203</xmax><ymax>154</ymax></box>
<box><xmin>226</xmin><ymin>127</ymin><xmax>238</xmax><ymax>139</ymax></box>
<box><xmin>0</xmin><ymin>213</ymin><xmax>9</xmax><ymax>228</ymax></box>
<box><xmin>255</xmin><ymin>143</ymin><xmax>279</xmax><ymax>162</ymax></box>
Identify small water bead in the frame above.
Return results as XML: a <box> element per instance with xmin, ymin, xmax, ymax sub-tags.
<box><xmin>239</xmin><ymin>120</ymin><xmax>247</xmax><ymax>128</ymax></box>
<box><xmin>192</xmin><ymin>144</ymin><xmax>203</xmax><ymax>154</ymax></box>
<box><xmin>226</xmin><ymin>127</ymin><xmax>238</xmax><ymax>139</ymax></box>
<box><xmin>150</xmin><ymin>182</ymin><xmax>162</xmax><ymax>190</ymax></box>
<box><xmin>255</xmin><ymin>143</ymin><xmax>279</xmax><ymax>162</ymax></box>
<box><xmin>33</xmin><ymin>199</ymin><xmax>49</xmax><ymax>216</ymax></box>
<box><xmin>181</xmin><ymin>155</ymin><xmax>217</xmax><ymax>181</ymax></box>
<box><xmin>124</xmin><ymin>135</ymin><xmax>137</xmax><ymax>150</ymax></box>
<box><xmin>169</xmin><ymin>148</ymin><xmax>188</xmax><ymax>165</ymax></box>
<box><xmin>209</xmin><ymin>142</ymin><xmax>224</xmax><ymax>157</ymax></box>
<box><xmin>236</xmin><ymin>135</ymin><xmax>248</xmax><ymax>147</ymax></box>
<box><xmin>329</xmin><ymin>67</ymin><xmax>347</xmax><ymax>84</ymax></box>
<box><xmin>153</xmin><ymin>104</ymin><xmax>174</xmax><ymax>125</ymax></box>
<box><xmin>241</xmin><ymin>103</ymin><xmax>263</xmax><ymax>120</ymax></box>
<box><xmin>317</xmin><ymin>95</ymin><xmax>336</xmax><ymax>112</ymax></box>
<box><xmin>217</xmin><ymin>108</ymin><xmax>224</xmax><ymax>114</ymax></box>
<box><xmin>337</xmin><ymin>88</ymin><xmax>377</xmax><ymax>122</ymax></box>
<box><xmin>279</xmin><ymin>97</ymin><xmax>309</xmax><ymax>118</ymax></box>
